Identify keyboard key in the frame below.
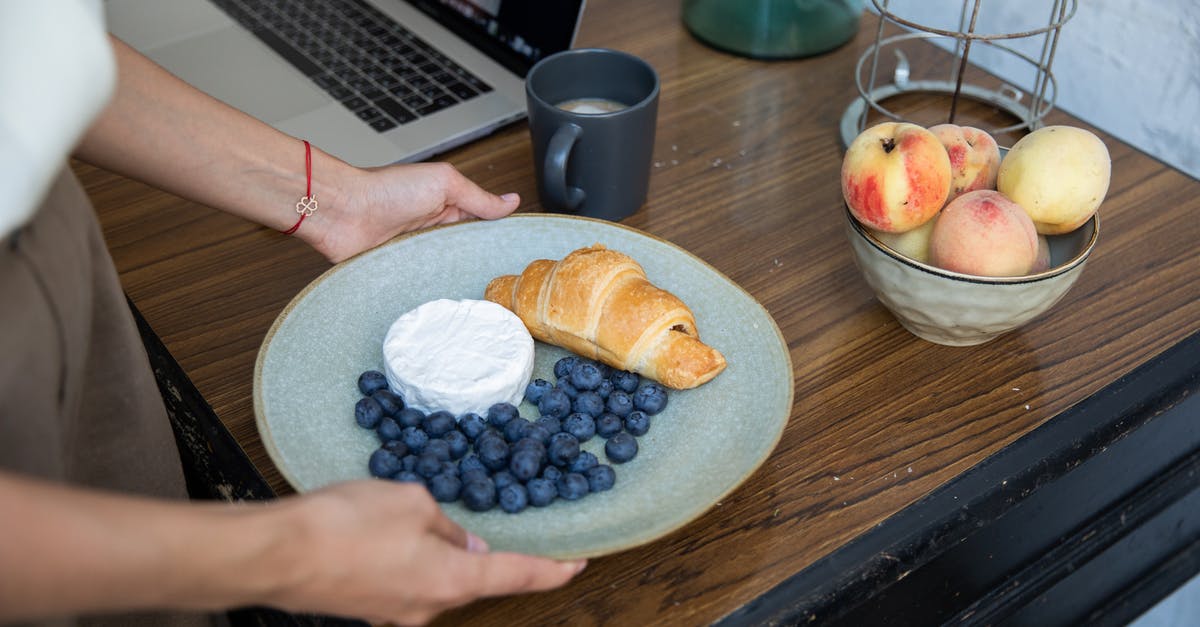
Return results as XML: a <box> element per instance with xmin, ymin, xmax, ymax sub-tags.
<box><xmin>373</xmin><ymin>97</ymin><xmax>418</xmax><ymax>124</ymax></box>
<box><xmin>370</xmin><ymin>117</ymin><xmax>399</xmax><ymax>132</ymax></box>
<box><xmin>251</xmin><ymin>27</ymin><xmax>322</xmax><ymax>76</ymax></box>
<box><xmin>446</xmin><ymin>81</ymin><xmax>477</xmax><ymax>100</ymax></box>
<box><xmin>354</xmin><ymin>106</ymin><xmax>382</xmax><ymax>121</ymax></box>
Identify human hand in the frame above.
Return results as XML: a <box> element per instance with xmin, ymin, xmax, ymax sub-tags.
<box><xmin>265</xmin><ymin>480</ymin><xmax>585</xmax><ymax>626</ymax></box>
<box><xmin>306</xmin><ymin>162</ymin><xmax>520</xmax><ymax>263</ymax></box>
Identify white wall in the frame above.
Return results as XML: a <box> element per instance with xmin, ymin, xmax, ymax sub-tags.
<box><xmin>872</xmin><ymin>0</ymin><xmax>1200</xmax><ymax>180</ymax></box>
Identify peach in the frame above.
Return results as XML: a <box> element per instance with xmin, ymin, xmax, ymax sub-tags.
<box><xmin>928</xmin><ymin>124</ymin><xmax>1001</xmax><ymax>201</ymax></box>
<box><xmin>842</xmin><ymin>122</ymin><xmax>952</xmax><ymax>233</ymax></box>
<box><xmin>1031</xmin><ymin>234</ymin><xmax>1052</xmax><ymax>273</ymax></box>
<box><xmin>870</xmin><ymin>218</ymin><xmax>936</xmax><ymax>264</ymax></box>
<box><xmin>997</xmin><ymin>125</ymin><xmax>1111</xmax><ymax>235</ymax></box>
<box><xmin>929</xmin><ymin>190</ymin><xmax>1039</xmax><ymax>277</ymax></box>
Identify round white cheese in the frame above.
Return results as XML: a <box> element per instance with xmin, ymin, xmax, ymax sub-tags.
<box><xmin>382</xmin><ymin>298</ymin><xmax>534</xmax><ymax>417</ymax></box>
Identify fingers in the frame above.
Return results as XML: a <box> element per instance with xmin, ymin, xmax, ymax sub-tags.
<box><xmin>434</xmin><ymin>162</ymin><xmax>520</xmax><ymax>220</ymax></box>
<box><xmin>461</xmin><ymin>552</ymin><xmax>587</xmax><ymax>599</ymax></box>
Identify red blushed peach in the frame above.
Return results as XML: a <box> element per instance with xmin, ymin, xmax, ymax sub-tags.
<box><xmin>929</xmin><ymin>190</ymin><xmax>1039</xmax><ymax>277</ymax></box>
<box><xmin>929</xmin><ymin>124</ymin><xmax>1001</xmax><ymax>201</ymax></box>
<box><xmin>842</xmin><ymin>122</ymin><xmax>952</xmax><ymax>233</ymax></box>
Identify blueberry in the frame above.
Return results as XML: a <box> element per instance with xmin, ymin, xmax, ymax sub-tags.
<box><xmin>400</xmin><ymin>454</ymin><xmax>418</xmax><ymax>473</ymax></box>
<box><xmin>509</xmin><ymin>449</ymin><xmax>542</xmax><ymax>482</ymax></box>
<box><xmin>525</xmin><ymin>378</ymin><xmax>554</xmax><ymax>404</ymax></box>
<box><xmin>554</xmin><ymin>356</ymin><xmax>579</xmax><ymax>379</ymax></box>
<box><xmin>460</xmin><ymin>467</ymin><xmax>490</xmax><ymax>485</ymax></box>
<box><xmin>461</xmin><ymin>480</ymin><xmax>497</xmax><ymax>512</ymax></box>
<box><xmin>392</xmin><ymin>470</ymin><xmax>423</xmax><ymax>484</ymax></box>
<box><xmin>555</xmin><ymin>472</ymin><xmax>590</xmax><ymax>500</ymax></box>
<box><xmin>476</xmin><ymin>436</ymin><xmax>510</xmax><ymax>472</ymax></box>
<box><xmin>458</xmin><ymin>413</ymin><xmax>488</xmax><ymax>440</ymax></box>
<box><xmin>526</xmin><ymin>477</ymin><xmax>557</xmax><ymax>507</ymax></box>
<box><xmin>354</xmin><ymin>397</ymin><xmax>384</xmax><ymax>429</ymax></box>
<box><xmin>512</xmin><ymin>437</ymin><xmax>547</xmax><ymax>463</ymax></box>
<box><xmin>604</xmin><ymin>432</ymin><xmax>638</xmax><ymax>463</ymax></box>
<box><xmin>595</xmin><ymin>379</ymin><xmax>614</xmax><ymax>400</ymax></box>
<box><xmin>371</xmin><ymin>389</ymin><xmax>405</xmax><ymax>416</ymax></box>
<box><xmin>459</xmin><ymin>453</ymin><xmax>486</xmax><ymax>476</ymax></box>
<box><xmin>525</xmin><ymin>424</ymin><xmax>552</xmax><ymax>446</ymax></box>
<box><xmin>606</xmin><ymin>391</ymin><xmax>634</xmax><ymax>417</ymax></box>
<box><xmin>357</xmin><ymin>370</ymin><xmax>389</xmax><ymax>396</ymax></box>
<box><xmin>423</xmin><ymin>438</ymin><xmax>451</xmax><ymax>462</ymax></box>
<box><xmin>547</xmin><ymin>432</ymin><xmax>581</xmax><ymax>467</ymax></box>
<box><xmin>569</xmin><ymin>360</ymin><xmax>605</xmax><ymax>390</ymax></box>
<box><xmin>428</xmin><ymin>473</ymin><xmax>462</xmax><ymax>502</ymax></box>
<box><xmin>400</xmin><ymin>426</ymin><xmax>429</xmax><ymax>454</ymax></box>
<box><xmin>423</xmin><ymin>410</ymin><xmax>457</xmax><ymax>437</ymax></box>
<box><xmin>487</xmin><ymin>402</ymin><xmax>520</xmax><ymax>428</ymax></box>
<box><xmin>572</xmin><ymin>391</ymin><xmax>605</xmax><ymax>417</ymax></box>
<box><xmin>624</xmin><ymin>410</ymin><xmax>651</xmax><ymax>436</ymax></box>
<box><xmin>633</xmin><ymin>382</ymin><xmax>669</xmax><ymax>415</ymax></box>
<box><xmin>541</xmin><ymin>465</ymin><xmax>563</xmax><ymax>483</ymax></box>
<box><xmin>368</xmin><ymin>448</ymin><xmax>403</xmax><ymax>478</ymax></box>
<box><xmin>376</xmin><ymin>416</ymin><xmax>403</xmax><ymax>442</ymax></box>
<box><xmin>395</xmin><ymin>407</ymin><xmax>425</xmax><ymax>429</ymax></box>
<box><xmin>381</xmin><ymin>440</ymin><xmax>408</xmax><ymax>459</ymax></box>
<box><xmin>595</xmin><ymin>413</ymin><xmax>624</xmax><ymax>438</ymax></box>
<box><xmin>503</xmin><ymin>417</ymin><xmax>531</xmax><ymax>443</ymax></box>
<box><xmin>610</xmin><ymin>370</ymin><xmax>640</xmax><ymax>394</ymax></box>
<box><xmin>415</xmin><ymin>452</ymin><xmax>444</xmax><ymax>478</ymax></box>
<box><xmin>491</xmin><ymin>470</ymin><xmax>518</xmax><ymax>491</ymax></box>
<box><xmin>586</xmin><ymin>465</ymin><xmax>616</xmax><ymax>492</ymax></box>
<box><xmin>537</xmin><ymin>388</ymin><xmax>571</xmax><ymax>419</ymax></box>
<box><xmin>556</xmin><ymin>379</ymin><xmax>580</xmax><ymax>400</ymax></box>
<box><xmin>498</xmin><ymin>483</ymin><xmax>529</xmax><ymax>514</ymax></box>
<box><xmin>535</xmin><ymin>415</ymin><xmax>562</xmax><ymax>435</ymax></box>
<box><xmin>567</xmin><ymin>450</ymin><xmax>599</xmax><ymax>474</ymax></box>
<box><xmin>563</xmin><ymin>412</ymin><xmax>596</xmax><ymax>442</ymax></box>
<box><xmin>442</xmin><ymin>430</ymin><xmax>469</xmax><ymax>460</ymax></box>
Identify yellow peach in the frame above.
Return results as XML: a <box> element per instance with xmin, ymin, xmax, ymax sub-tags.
<box><xmin>870</xmin><ymin>218</ymin><xmax>936</xmax><ymax>264</ymax></box>
<box><xmin>842</xmin><ymin>122</ymin><xmax>952</xmax><ymax>233</ymax></box>
<box><xmin>997</xmin><ymin>125</ymin><xmax>1110</xmax><ymax>235</ymax></box>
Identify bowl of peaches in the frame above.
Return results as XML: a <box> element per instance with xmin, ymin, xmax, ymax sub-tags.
<box><xmin>841</xmin><ymin>122</ymin><xmax>1105</xmax><ymax>346</ymax></box>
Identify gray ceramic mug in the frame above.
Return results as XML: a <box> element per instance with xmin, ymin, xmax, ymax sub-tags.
<box><xmin>525</xmin><ymin>48</ymin><xmax>660</xmax><ymax>221</ymax></box>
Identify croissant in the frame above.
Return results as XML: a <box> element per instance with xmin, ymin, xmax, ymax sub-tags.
<box><xmin>484</xmin><ymin>244</ymin><xmax>726</xmax><ymax>389</ymax></box>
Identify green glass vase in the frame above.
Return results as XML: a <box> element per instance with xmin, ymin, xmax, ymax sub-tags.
<box><xmin>683</xmin><ymin>0</ymin><xmax>864</xmax><ymax>59</ymax></box>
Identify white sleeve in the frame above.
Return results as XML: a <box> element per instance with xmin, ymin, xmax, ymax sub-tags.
<box><xmin>0</xmin><ymin>0</ymin><xmax>116</xmax><ymax>238</ymax></box>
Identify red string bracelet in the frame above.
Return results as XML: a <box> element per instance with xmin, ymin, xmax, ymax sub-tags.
<box><xmin>281</xmin><ymin>140</ymin><xmax>317</xmax><ymax>235</ymax></box>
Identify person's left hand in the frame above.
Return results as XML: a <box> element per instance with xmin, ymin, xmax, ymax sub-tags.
<box><xmin>306</xmin><ymin>161</ymin><xmax>519</xmax><ymax>263</ymax></box>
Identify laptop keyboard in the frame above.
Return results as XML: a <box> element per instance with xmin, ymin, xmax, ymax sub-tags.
<box><xmin>209</xmin><ymin>0</ymin><xmax>493</xmax><ymax>132</ymax></box>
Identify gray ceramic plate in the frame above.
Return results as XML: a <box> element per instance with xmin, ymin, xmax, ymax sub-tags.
<box><xmin>254</xmin><ymin>214</ymin><xmax>793</xmax><ymax>559</ymax></box>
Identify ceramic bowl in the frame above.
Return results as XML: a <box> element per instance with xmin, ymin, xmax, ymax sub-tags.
<box><xmin>844</xmin><ymin>206</ymin><xmax>1099</xmax><ymax>346</ymax></box>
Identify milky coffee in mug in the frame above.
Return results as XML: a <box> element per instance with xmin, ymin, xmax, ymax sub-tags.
<box><xmin>556</xmin><ymin>98</ymin><xmax>628</xmax><ymax>114</ymax></box>
<box><xmin>526</xmin><ymin>48</ymin><xmax>659</xmax><ymax>221</ymax></box>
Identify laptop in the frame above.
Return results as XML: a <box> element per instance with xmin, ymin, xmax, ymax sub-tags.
<box><xmin>106</xmin><ymin>0</ymin><xmax>586</xmax><ymax>165</ymax></box>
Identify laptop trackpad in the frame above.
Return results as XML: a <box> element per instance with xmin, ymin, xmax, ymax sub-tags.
<box><xmin>146</xmin><ymin>26</ymin><xmax>327</xmax><ymax>124</ymax></box>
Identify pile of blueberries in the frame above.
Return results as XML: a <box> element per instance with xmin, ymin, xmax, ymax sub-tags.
<box><xmin>352</xmin><ymin>355</ymin><xmax>669</xmax><ymax>514</ymax></box>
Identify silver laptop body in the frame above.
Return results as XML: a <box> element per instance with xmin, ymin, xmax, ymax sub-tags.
<box><xmin>106</xmin><ymin>0</ymin><xmax>585</xmax><ymax>165</ymax></box>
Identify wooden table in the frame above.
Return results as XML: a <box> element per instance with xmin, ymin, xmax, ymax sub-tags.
<box><xmin>81</xmin><ymin>1</ymin><xmax>1200</xmax><ymax>625</ymax></box>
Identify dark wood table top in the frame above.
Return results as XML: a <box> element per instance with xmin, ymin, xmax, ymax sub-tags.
<box><xmin>82</xmin><ymin>1</ymin><xmax>1200</xmax><ymax>625</ymax></box>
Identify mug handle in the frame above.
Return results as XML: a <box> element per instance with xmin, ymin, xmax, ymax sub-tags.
<box><xmin>544</xmin><ymin>123</ymin><xmax>586</xmax><ymax>211</ymax></box>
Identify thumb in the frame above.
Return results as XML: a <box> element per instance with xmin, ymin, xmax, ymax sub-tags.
<box><xmin>442</xmin><ymin>172</ymin><xmax>520</xmax><ymax>220</ymax></box>
<box><xmin>462</xmin><ymin>552</ymin><xmax>587</xmax><ymax>598</ymax></box>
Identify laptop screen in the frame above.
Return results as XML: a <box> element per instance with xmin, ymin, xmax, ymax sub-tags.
<box><xmin>404</xmin><ymin>0</ymin><xmax>585</xmax><ymax>77</ymax></box>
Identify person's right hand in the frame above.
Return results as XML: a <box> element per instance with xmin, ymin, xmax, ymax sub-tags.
<box><xmin>265</xmin><ymin>480</ymin><xmax>586</xmax><ymax>625</ymax></box>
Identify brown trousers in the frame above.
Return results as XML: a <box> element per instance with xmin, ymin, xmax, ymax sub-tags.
<box><xmin>1</xmin><ymin>168</ymin><xmax>214</xmax><ymax>626</ymax></box>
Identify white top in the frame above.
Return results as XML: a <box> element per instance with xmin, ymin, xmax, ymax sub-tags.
<box><xmin>0</xmin><ymin>1</ymin><xmax>115</xmax><ymax>238</ymax></box>
<box><xmin>382</xmin><ymin>299</ymin><xmax>535</xmax><ymax>417</ymax></box>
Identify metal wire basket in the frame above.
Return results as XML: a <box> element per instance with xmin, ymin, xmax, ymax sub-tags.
<box><xmin>840</xmin><ymin>0</ymin><xmax>1077</xmax><ymax>148</ymax></box>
